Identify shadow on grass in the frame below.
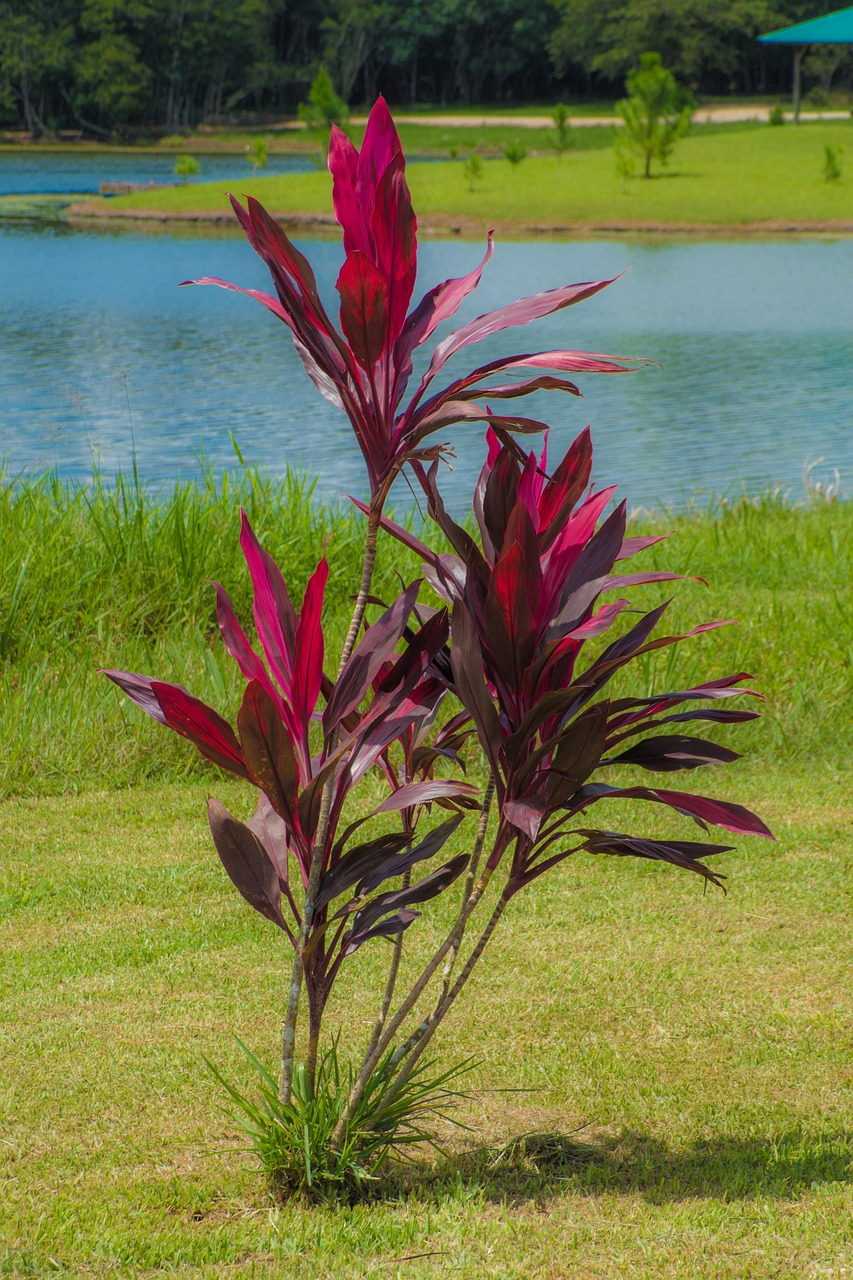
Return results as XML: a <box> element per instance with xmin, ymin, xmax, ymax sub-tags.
<box><xmin>413</xmin><ymin>1127</ymin><xmax>853</xmax><ymax>1206</ymax></box>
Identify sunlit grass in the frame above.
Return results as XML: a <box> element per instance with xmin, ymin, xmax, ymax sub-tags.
<box><xmin>1</xmin><ymin>467</ymin><xmax>852</xmax><ymax>798</ymax></box>
<box><xmin>1</xmin><ymin>764</ymin><xmax>851</xmax><ymax>1277</ymax></box>
<box><xmin>76</xmin><ymin>122</ymin><xmax>853</xmax><ymax>228</ymax></box>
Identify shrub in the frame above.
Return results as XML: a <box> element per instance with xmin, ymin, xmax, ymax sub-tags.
<box><xmin>173</xmin><ymin>154</ymin><xmax>200</xmax><ymax>184</ymax></box>
<box><xmin>463</xmin><ymin>151</ymin><xmax>482</xmax><ymax>190</ymax></box>
<box><xmin>503</xmin><ymin>141</ymin><xmax>527</xmax><ymax>166</ymax></box>
<box><xmin>550</xmin><ymin>102</ymin><xmax>574</xmax><ymax>158</ymax></box>
<box><xmin>823</xmin><ymin>144</ymin><xmax>843</xmax><ymax>182</ymax></box>
<box><xmin>298</xmin><ymin>68</ymin><xmax>349</xmax><ymax>133</ymax></box>
<box><xmin>616</xmin><ymin>51</ymin><xmax>694</xmax><ymax>178</ymax></box>
<box><xmin>107</xmin><ymin>98</ymin><xmax>771</xmax><ymax>1200</ymax></box>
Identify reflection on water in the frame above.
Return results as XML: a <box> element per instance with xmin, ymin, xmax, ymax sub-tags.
<box><xmin>1</xmin><ymin>222</ymin><xmax>851</xmax><ymax>512</ymax></box>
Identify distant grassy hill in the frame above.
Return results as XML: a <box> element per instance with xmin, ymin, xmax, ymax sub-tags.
<box><xmin>69</xmin><ymin>122</ymin><xmax>853</xmax><ymax>232</ymax></box>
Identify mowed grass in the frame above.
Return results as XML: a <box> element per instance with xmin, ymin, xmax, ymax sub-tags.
<box><xmin>1</xmin><ymin>472</ymin><xmax>852</xmax><ymax>1274</ymax></box>
<box><xmin>84</xmin><ymin>122</ymin><xmax>853</xmax><ymax>227</ymax></box>
<box><xmin>2</xmin><ymin>764</ymin><xmax>851</xmax><ymax>1278</ymax></box>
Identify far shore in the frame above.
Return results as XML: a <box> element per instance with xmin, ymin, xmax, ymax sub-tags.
<box><xmin>64</xmin><ymin>201</ymin><xmax>853</xmax><ymax>238</ymax></box>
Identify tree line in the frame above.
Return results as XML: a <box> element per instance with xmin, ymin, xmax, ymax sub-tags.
<box><xmin>1</xmin><ymin>0</ymin><xmax>850</xmax><ymax>137</ymax></box>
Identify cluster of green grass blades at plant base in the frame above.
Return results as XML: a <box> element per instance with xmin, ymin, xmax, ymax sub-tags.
<box><xmin>207</xmin><ymin>1038</ymin><xmax>474</xmax><ymax>1204</ymax></box>
<box><xmin>1</xmin><ymin>460</ymin><xmax>852</xmax><ymax>799</ymax></box>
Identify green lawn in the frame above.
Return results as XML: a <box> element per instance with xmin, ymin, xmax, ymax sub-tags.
<box><xmin>74</xmin><ymin>122</ymin><xmax>853</xmax><ymax>229</ymax></box>
<box><xmin>2</xmin><ymin>764</ymin><xmax>851</xmax><ymax>1278</ymax></box>
<box><xmin>2</xmin><ymin>476</ymin><xmax>852</xmax><ymax>1275</ymax></box>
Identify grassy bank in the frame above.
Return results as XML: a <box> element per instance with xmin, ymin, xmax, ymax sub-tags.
<box><xmin>2</xmin><ymin>763</ymin><xmax>851</xmax><ymax>1277</ymax></box>
<box><xmin>68</xmin><ymin>122</ymin><xmax>853</xmax><ymax>230</ymax></box>
<box><xmin>1</xmin><ymin>465</ymin><xmax>852</xmax><ymax>799</ymax></box>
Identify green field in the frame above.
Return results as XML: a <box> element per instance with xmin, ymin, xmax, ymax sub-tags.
<box><xmin>2</xmin><ymin>474</ymin><xmax>852</xmax><ymax>1276</ymax></box>
<box><xmin>68</xmin><ymin>122</ymin><xmax>853</xmax><ymax>230</ymax></box>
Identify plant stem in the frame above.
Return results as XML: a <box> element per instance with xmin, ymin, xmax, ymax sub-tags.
<box><xmin>437</xmin><ymin>773</ymin><xmax>494</xmax><ymax>1006</ymax></box>
<box><xmin>371</xmin><ymin>887</ymin><xmax>511</xmax><ymax>1122</ymax></box>
<box><xmin>365</xmin><ymin>866</ymin><xmax>411</xmax><ymax>1061</ymax></box>
<box><xmin>341</xmin><ymin>506</ymin><xmax>381</xmax><ymax>663</ymax></box>
<box><xmin>329</xmin><ymin>864</ymin><xmax>496</xmax><ymax>1148</ymax></box>
<box><xmin>278</xmin><ymin>506</ymin><xmax>382</xmax><ymax>1104</ymax></box>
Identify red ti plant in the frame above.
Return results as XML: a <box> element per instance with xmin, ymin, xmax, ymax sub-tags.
<box><xmin>331</xmin><ymin>428</ymin><xmax>773</xmax><ymax>1132</ymax></box>
<box><xmin>105</xmin><ymin>511</ymin><xmax>479</xmax><ymax>1096</ymax></box>
<box><xmin>106</xmin><ymin>100</ymin><xmax>772</xmax><ymax>1194</ymax></box>
<box><xmin>185</xmin><ymin>96</ymin><xmax>637</xmax><ymax>653</ymax></box>
<box><xmin>177</xmin><ymin>96</ymin><xmax>640</xmax><ymax>1117</ymax></box>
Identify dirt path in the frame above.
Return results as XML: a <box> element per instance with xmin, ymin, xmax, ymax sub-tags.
<box><xmin>354</xmin><ymin>106</ymin><xmax>851</xmax><ymax>128</ymax></box>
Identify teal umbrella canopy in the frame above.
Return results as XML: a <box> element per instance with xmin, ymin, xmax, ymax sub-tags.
<box><xmin>758</xmin><ymin>5</ymin><xmax>853</xmax><ymax>43</ymax></box>
<box><xmin>758</xmin><ymin>6</ymin><xmax>853</xmax><ymax>119</ymax></box>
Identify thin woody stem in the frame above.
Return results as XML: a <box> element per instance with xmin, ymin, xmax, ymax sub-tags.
<box><xmin>370</xmin><ymin>888</ymin><xmax>511</xmax><ymax>1122</ymax></box>
<box><xmin>329</xmin><ymin>864</ymin><xmax>496</xmax><ymax>1148</ymax></box>
<box><xmin>365</xmin><ymin>865</ymin><xmax>411</xmax><ymax>1061</ymax></box>
<box><xmin>278</xmin><ymin>507</ymin><xmax>383</xmax><ymax>1104</ymax></box>
<box><xmin>437</xmin><ymin>773</ymin><xmax>494</xmax><ymax>1006</ymax></box>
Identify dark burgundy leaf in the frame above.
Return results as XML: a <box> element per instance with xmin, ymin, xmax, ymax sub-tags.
<box><xmin>324</xmin><ymin>579</ymin><xmax>422</xmax><ymax>731</ymax></box>
<box><xmin>449</xmin><ymin>604</ymin><xmax>502</xmax><ymax>779</ymax></box>
<box><xmin>237</xmin><ymin>681</ymin><xmax>301</xmax><ymax>829</ymax></box>
<box><xmin>482</xmin><ymin>446</ymin><xmax>521</xmax><ymax>554</ymax></box>
<box><xmin>341</xmin><ymin>908</ymin><xmax>420</xmax><ymax>958</ymax></box>
<box><xmin>372</xmin><ymin>779</ymin><xmax>480</xmax><ymax>812</ymax></box>
<box><xmin>605</xmin><ymin>734</ymin><xmax>742</xmax><ymax>772</ymax></box>
<box><xmin>315</xmin><ymin>832</ymin><xmax>409</xmax><ymax>911</ymax></box>
<box><xmin>574</xmin><ymin>828</ymin><xmax>732</xmax><ymax>888</ymax></box>
<box><xmin>346</xmin><ymin>853</ymin><xmax>468</xmax><ymax>939</ymax></box>
<box><xmin>572</xmin><ymin>782</ymin><xmax>775</xmax><ymax>839</ymax></box>
<box><xmin>207</xmin><ymin>797</ymin><xmax>287</xmax><ymax>927</ymax></box>
<box><xmin>246</xmin><ymin>791</ymin><xmax>290</xmax><ymax>887</ymax></box>
<box><xmin>357</xmin><ymin>814</ymin><xmax>463</xmax><ymax>896</ymax></box>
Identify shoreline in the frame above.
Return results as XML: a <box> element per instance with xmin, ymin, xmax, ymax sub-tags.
<box><xmin>65</xmin><ymin>201</ymin><xmax>853</xmax><ymax>238</ymax></box>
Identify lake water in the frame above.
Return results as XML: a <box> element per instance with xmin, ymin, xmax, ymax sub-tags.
<box><xmin>0</xmin><ymin>149</ymin><xmax>314</xmax><ymax>195</ymax></box>
<box><xmin>1</xmin><ymin>216</ymin><xmax>851</xmax><ymax>512</ymax></box>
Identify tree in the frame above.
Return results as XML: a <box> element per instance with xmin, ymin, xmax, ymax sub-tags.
<box><xmin>173</xmin><ymin>152</ymin><xmax>201</xmax><ymax>182</ymax></box>
<box><xmin>550</xmin><ymin>0</ymin><xmax>795</xmax><ymax>97</ymax></box>
<box><xmin>74</xmin><ymin>33</ymin><xmax>153</xmax><ymax>129</ymax></box>
<box><xmin>616</xmin><ymin>51</ymin><xmax>693</xmax><ymax>178</ymax></box>
<box><xmin>298</xmin><ymin>66</ymin><xmax>349</xmax><ymax>130</ymax></box>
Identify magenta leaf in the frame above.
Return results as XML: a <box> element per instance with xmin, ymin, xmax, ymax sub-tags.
<box><xmin>151</xmin><ymin>681</ymin><xmax>251</xmax><ymax>781</ymax></box>
<box><xmin>324</xmin><ymin>579</ymin><xmax>422</xmax><ymax>732</ymax></box>
<box><xmin>336</xmin><ymin>251</ymin><xmax>390</xmax><ymax>369</ymax></box>
<box><xmin>418</xmin><ymin>277</ymin><xmax>620</xmax><ymax>393</ymax></box>
<box><xmin>239</xmin><ymin>510</ymin><xmax>298</xmax><ymax>696</ymax></box>
<box><xmin>291</xmin><ymin>556</ymin><xmax>328</xmax><ymax>740</ymax></box>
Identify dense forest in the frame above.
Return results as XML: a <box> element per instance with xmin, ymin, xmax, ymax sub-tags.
<box><xmin>1</xmin><ymin>0</ymin><xmax>851</xmax><ymax>136</ymax></box>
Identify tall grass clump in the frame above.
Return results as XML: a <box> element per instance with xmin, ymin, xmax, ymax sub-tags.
<box><xmin>2</xmin><ymin>464</ymin><xmax>851</xmax><ymax>800</ymax></box>
<box><xmin>0</xmin><ymin>461</ymin><xmax>417</xmax><ymax>797</ymax></box>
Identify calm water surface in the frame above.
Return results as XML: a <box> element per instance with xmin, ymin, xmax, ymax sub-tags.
<box><xmin>1</xmin><ymin>221</ymin><xmax>851</xmax><ymax>511</ymax></box>
<box><xmin>0</xmin><ymin>149</ymin><xmax>313</xmax><ymax>195</ymax></box>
